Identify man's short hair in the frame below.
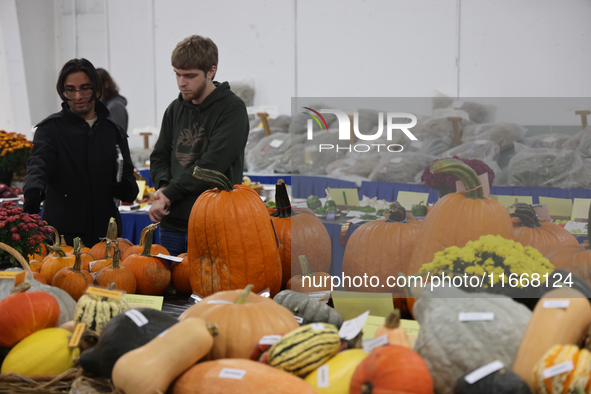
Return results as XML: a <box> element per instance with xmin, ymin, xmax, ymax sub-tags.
<box><xmin>171</xmin><ymin>35</ymin><xmax>218</xmax><ymax>78</ymax></box>
<box><xmin>56</xmin><ymin>58</ymin><xmax>102</xmax><ymax>102</ymax></box>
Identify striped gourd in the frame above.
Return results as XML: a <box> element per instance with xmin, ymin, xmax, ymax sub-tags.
<box><xmin>533</xmin><ymin>344</ymin><xmax>591</xmax><ymax>394</ymax></box>
<box><xmin>266</xmin><ymin>323</ymin><xmax>341</xmax><ymax>377</ymax></box>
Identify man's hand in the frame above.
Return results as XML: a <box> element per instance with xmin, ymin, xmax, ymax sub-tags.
<box><xmin>149</xmin><ymin>188</ymin><xmax>171</xmax><ymax>223</ymax></box>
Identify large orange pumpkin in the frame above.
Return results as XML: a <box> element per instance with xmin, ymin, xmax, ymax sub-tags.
<box><xmin>179</xmin><ymin>285</ymin><xmax>299</xmax><ymax>360</ymax></box>
<box><xmin>0</xmin><ymin>283</ymin><xmax>60</xmax><ymax>347</ymax></box>
<box><xmin>508</xmin><ymin>202</ymin><xmax>578</xmax><ymax>256</ymax></box>
<box><xmin>52</xmin><ymin>238</ymin><xmax>94</xmax><ymax>301</ymax></box>
<box><xmin>349</xmin><ymin>345</ymin><xmax>433</xmax><ymax>394</ymax></box>
<box><xmin>188</xmin><ymin>167</ymin><xmax>282</xmax><ymax>297</ymax></box>
<box><xmin>271</xmin><ymin>180</ymin><xmax>331</xmax><ymax>289</ymax></box>
<box><xmin>343</xmin><ymin>201</ymin><xmax>422</xmax><ymax>315</ymax></box>
<box><xmin>545</xmin><ymin>204</ymin><xmax>591</xmax><ymax>286</ymax></box>
<box><xmin>121</xmin><ymin>227</ymin><xmax>171</xmax><ymax>295</ymax></box>
<box><xmin>408</xmin><ymin>158</ymin><xmax>515</xmax><ymax>274</ymax></box>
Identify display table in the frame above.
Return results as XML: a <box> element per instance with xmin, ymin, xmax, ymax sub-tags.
<box><xmin>120</xmin><ymin>211</ymin><xmax>160</xmax><ymax>245</ymax></box>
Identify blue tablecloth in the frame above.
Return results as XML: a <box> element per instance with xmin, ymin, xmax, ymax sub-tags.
<box><xmin>120</xmin><ymin>212</ymin><xmax>160</xmax><ymax>245</ymax></box>
<box><xmin>291</xmin><ymin>176</ymin><xmax>357</xmax><ymax>199</ymax></box>
<box><xmin>138</xmin><ymin>169</ymin><xmax>154</xmax><ymax>187</ymax></box>
<box><xmin>137</xmin><ymin>170</ymin><xmax>292</xmax><ymax>189</ymax></box>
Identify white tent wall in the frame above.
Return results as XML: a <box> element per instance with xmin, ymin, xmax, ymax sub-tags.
<box><xmin>1</xmin><ymin>0</ymin><xmax>590</xmax><ymax>148</ymax></box>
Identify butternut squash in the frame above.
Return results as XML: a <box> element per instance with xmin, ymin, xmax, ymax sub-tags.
<box><xmin>512</xmin><ymin>288</ymin><xmax>591</xmax><ymax>389</ymax></box>
<box><xmin>111</xmin><ymin>317</ymin><xmax>218</xmax><ymax>394</ymax></box>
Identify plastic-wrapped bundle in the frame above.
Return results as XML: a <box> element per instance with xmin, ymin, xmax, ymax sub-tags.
<box><xmin>461</xmin><ymin>123</ymin><xmax>527</xmax><ymax>150</ymax></box>
<box><xmin>229</xmin><ymin>79</ymin><xmax>255</xmax><ymax>106</ymax></box>
<box><xmin>507</xmin><ymin>148</ymin><xmax>583</xmax><ymax>187</ymax></box>
<box><xmin>432</xmin><ymin>95</ymin><xmax>496</xmax><ymax>123</ymax></box>
<box><xmin>563</xmin><ymin>128</ymin><xmax>591</xmax><ymax>158</ymax></box>
<box><xmin>246</xmin><ymin>133</ymin><xmax>292</xmax><ymax>173</ymax></box>
<box><xmin>416</xmin><ymin>115</ymin><xmax>474</xmax><ymax>141</ymax></box>
<box><xmin>325</xmin><ymin>153</ymin><xmax>381</xmax><ymax>178</ymax></box>
<box><xmin>369</xmin><ymin>153</ymin><xmax>435</xmax><ymax>183</ymax></box>
<box><xmin>294</xmin><ymin>130</ymin><xmax>350</xmax><ymax>175</ymax></box>
<box><xmin>524</xmin><ymin>133</ymin><xmax>570</xmax><ymax>149</ymax></box>
<box><xmin>404</xmin><ymin>134</ymin><xmax>455</xmax><ymax>157</ymax></box>
<box><xmin>288</xmin><ymin>104</ymin><xmax>338</xmax><ymax>135</ymax></box>
<box><xmin>560</xmin><ymin>159</ymin><xmax>591</xmax><ymax>189</ymax></box>
<box><xmin>442</xmin><ymin>140</ymin><xmax>501</xmax><ymax>162</ymax></box>
<box><xmin>245</xmin><ymin>115</ymin><xmax>293</xmax><ymax>157</ymax></box>
<box><xmin>273</xmin><ymin>133</ymin><xmax>307</xmax><ymax>174</ymax></box>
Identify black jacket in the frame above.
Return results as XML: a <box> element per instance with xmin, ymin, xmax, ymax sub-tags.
<box><xmin>103</xmin><ymin>95</ymin><xmax>128</xmax><ymax>134</ymax></box>
<box><xmin>23</xmin><ymin>100</ymin><xmax>138</xmax><ymax>246</ymax></box>
<box><xmin>150</xmin><ymin>82</ymin><xmax>250</xmax><ymax>231</ymax></box>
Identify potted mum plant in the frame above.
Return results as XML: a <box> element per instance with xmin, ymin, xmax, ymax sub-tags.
<box><xmin>421</xmin><ymin>156</ymin><xmax>495</xmax><ymax>198</ymax></box>
<box><xmin>0</xmin><ymin>130</ymin><xmax>33</xmax><ymax>185</ymax></box>
<box><xmin>0</xmin><ymin>201</ymin><xmax>53</xmax><ymax>267</ymax></box>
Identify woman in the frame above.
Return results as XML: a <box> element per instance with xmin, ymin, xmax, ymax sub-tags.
<box><xmin>97</xmin><ymin>68</ymin><xmax>128</xmax><ymax>133</ymax></box>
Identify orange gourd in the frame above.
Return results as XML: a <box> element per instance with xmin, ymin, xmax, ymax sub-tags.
<box><xmin>121</xmin><ymin>223</ymin><xmax>169</xmax><ymax>260</ymax></box>
<box><xmin>171</xmin><ymin>253</ymin><xmax>191</xmax><ymax>294</ymax></box>
<box><xmin>0</xmin><ymin>283</ymin><xmax>60</xmax><ymax>347</ymax></box>
<box><xmin>52</xmin><ymin>238</ymin><xmax>94</xmax><ymax>301</ymax></box>
<box><xmin>349</xmin><ymin>345</ymin><xmax>433</xmax><ymax>394</ymax></box>
<box><xmin>374</xmin><ymin>309</ymin><xmax>411</xmax><ymax>348</ymax></box>
<box><xmin>95</xmin><ymin>242</ymin><xmax>137</xmax><ymax>294</ymax></box>
<box><xmin>121</xmin><ymin>227</ymin><xmax>170</xmax><ymax>295</ymax></box>
<box><xmin>39</xmin><ymin>245</ymin><xmax>75</xmax><ymax>285</ymax></box>
<box><xmin>271</xmin><ymin>180</ymin><xmax>332</xmax><ymax>289</ymax></box>
<box><xmin>179</xmin><ymin>284</ymin><xmax>299</xmax><ymax>360</ymax></box>
<box><xmin>287</xmin><ymin>255</ymin><xmax>331</xmax><ymax>292</ymax></box>
<box><xmin>28</xmin><ymin>260</ymin><xmax>43</xmax><ymax>273</ymax></box>
<box><xmin>343</xmin><ymin>201</ymin><xmax>423</xmax><ymax>315</ymax></box>
<box><xmin>188</xmin><ymin>167</ymin><xmax>282</xmax><ymax>297</ymax></box>
<box><xmin>408</xmin><ymin>158</ymin><xmax>514</xmax><ymax>274</ymax></box>
<box><xmin>508</xmin><ymin>203</ymin><xmax>578</xmax><ymax>256</ymax></box>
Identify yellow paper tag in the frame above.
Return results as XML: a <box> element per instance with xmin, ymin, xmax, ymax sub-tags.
<box><xmin>490</xmin><ymin>195</ymin><xmax>533</xmax><ymax>208</ymax></box>
<box><xmin>139</xmin><ymin>202</ymin><xmax>149</xmax><ymax>208</ymax></box>
<box><xmin>304</xmin><ymin>150</ymin><xmax>312</xmax><ymax>165</ymax></box>
<box><xmin>396</xmin><ymin>191</ymin><xmax>429</xmax><ymax>211</ymax></box>
<box><xmin>362</xmin><ymin>315</ymin><xmax>386</xmax><ymax>339</ymax></box>
<box><xmin>85</xmin><ymin>285</ymin><xmax>125</xmax><ymax>299</ymax></box>
<box><xmin>68</xmin><ymin>323</ymin><xmax>86</xmax><ymax>348</ymax></box>
<box><xmin>400</xmin><ymin>319</ymin><xmax>420</xmax><ymax>348</ymax></box>
<box><xmin>571</xmin><ymin>198</ymin><xmax>591</xmax><ymax>221</ymax></box>
<box><xmin>539</xmin><ymin>197</ymin><xmax>573</xmax><ymax>219</ymax></box>
<box><xmin>124</xmin><ymin>294</ymin><xmax>164</xmax><ymax>311</ymax></box>
<box><xmin>0</xmin><ymin>271</ymin><xmax>20</xmax><ymax>279</ymax></box>
<box><xmin>331</xmin><ymin>291</ymin><xmax>394</xmax><ymax>321</ymax></box>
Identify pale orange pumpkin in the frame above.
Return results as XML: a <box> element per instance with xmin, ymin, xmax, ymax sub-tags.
<box><xmin>188</xmin><ymin>167</ymin><xmax>282</xmax><ymax>297</ymax></box>
<box><xmin>287</xmin><ymin>255</ymin><xmax>331</xmax><ymax>292</ymax></box>
<box><xmin>52</xmin><ymin>238</ymin><xmax>94</xmax><ymax>301</ymax></box>
<box><xmin>179</xmin><ymin>284</ymin><xmax>299</xmax><ymax>360</ymax></box>
<box><xmin>508</xmin><ymin>203</ymin><xmax>578</xmax><ymax>256</ymax></box>
<box><xmin>40</xmin><ymin>245</ymin><xmax>75</xmax><ymax>285</ymax></box>
<box><xmin>121</xmin><ymin>227</ymin><xmax>171</xmax><ymax>296</ymax></box>
<box><xmin>171</xmin><ymin>253</ymin><xmax>191</xmax><ymax>294</ymax></box>
<box><xmin>271</xmin><ymin>180</ymin><xmax>331</xmax><ymax>289</ymax></box>
<box><xmin>408</xmin><ymin>159</ymin><xmax>515</xmax><ymax>274</ymax></box>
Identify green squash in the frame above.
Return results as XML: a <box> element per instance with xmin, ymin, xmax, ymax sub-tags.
<box><xmin>414</xmin><ymin>286</ymin><xmax>531</xmax><ymax>394</ymax></box>
<box><xmin>306</xmin><ymin>196</ymin><xmax>321</xmax><ymax>210</ymax></box>
<box><xmin>273</xmin><ymin>290</ymin><xmax>343</xmax><ymax>328</ymax></box>
<box><xmin>454</xmin><ymin>367</ymin><xmax>531</xmax><ymax>394</ymax></box>
<box><xmin>79</xmin><ymin>308</ymin><xmax>179</xmax><ymax>378</ymax></box>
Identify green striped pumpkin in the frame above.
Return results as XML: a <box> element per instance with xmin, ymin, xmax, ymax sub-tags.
<box><xmin>266</xmin><ymin>323</ymin><xmax>341</xmax><ymax>377</ymax></box>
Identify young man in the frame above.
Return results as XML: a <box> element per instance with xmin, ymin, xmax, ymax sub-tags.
<box><xmin>23</xmin><ymin>58</ymin><xmax>138</xmax><ymax>247</ymax></box>
<box><xmin>149</xmin><ymin>35</ymin><xmax>250</xmax><ymax>256</ymax></box>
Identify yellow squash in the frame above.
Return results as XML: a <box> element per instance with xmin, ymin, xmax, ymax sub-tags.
<box><xmin>304</xmin><ymin>349</ymin><xmax>368</xmax><ymax>393</ymax></box>
<box><xmin>1</xmin><ymin>328</ymin><xmax>79</xmax><ymax>375</ymax></box>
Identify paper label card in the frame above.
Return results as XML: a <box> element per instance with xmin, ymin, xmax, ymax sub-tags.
<box><xmin>544</xmin><ymin>361</ymin><xmax>574</xmax><ymax>379</ymax></box>
<box><xmin>269</xmin><ymin>139</ymin><xmax>284</xmax><ymax>148</ymax></box>
<box><xmin>135</xmin><ymin>180</ymin><xmax>146</xmax><ymax>201</ymax></box>
<box><xmin>459</xmin><ymin>312</ymin><xmax>494</xmax><ymax>322</ymax></box>
<box><xmin>339</xmin><ymin>311</ymin><xmax>369</xmax><ymax>340</ymax></box>
<box><xmin>491</xmin><ymin>195</ymin><xmax>533</xmax><ymax>209</ymax></box>
<box><xmin>362</xmin><ymin>316</ymin><xmax>386</xmax><ymax>340</ymax></box>
<box><xmin>456</xmin><ymin>173</ymin><xmax>490</xmax><ymax>197</ymax></box>
<box><xmin>396</xmin><ymin>191</ymin><xmax>429</xmax><ymax>211</ymax></box>
<box><xmin>154</xmin><ymin>254</ymin><xmax>183</xmax><ymax>262</ymax></box>
<box><xmin>85</xmin><ymin>285</ymin><xmax>125</xmax><ymax>299</ymax></box>
<box><xmin>362</xmin><ymin>334</ymin><xmax>389</xmax><ymax>353</ymax></box>
<box><xmin>332</xmin><ymin>291</ymin><xmax>394</xmax><ymax>321</ymax></box>
<box><xmin>68</xmin><ymin>323</ymin><xmax>86</xmax><ymax>348</ymax></box>
<box><xmin>571</xmin><ymin>198</ymin><xmax>591</xmax><ymax>221</ymax></box>
<box><xmin>539</xmin><ymin>197</ymin><xmax>574</xmax><ymax>219</ymax></box>
<box><xmin>532</xmin><ymin>204</ymin><xmax>552</xmax><ymax>221</ymax></box>
<box><xmin>543</xmin><ymin>300</ymin><xmax>570</xmax><ymax>309</ymax></box>
<box><xmin>317</xmin><ymin>365</ymin><xmax>330</xmax><ymax>388</ymax></box>
<box><xmin>219</xmin><ymin>368</ymin><xmax>246</xmax><ymax>380</ymax></box>
<box><xmin>464</xmin><ymin>361</ymin><xmax>504</xmax><ymax>384</ymax></box>
<box><xmin>310</xmin><ymin>323</ymin><xmax>325</xmax><ymax>331</ymax></box>
<box><xmin>328</xmin><ymin>188</ymin><xmax>360</xmax><ymax>207</ymax></box>
<box><xmin>0</xmin><ymin>271</ymin><xmax>21</xmax><ymax>279</ymax></box>
<box><xmin>124</xmin><ymin>294</ymin><xmax>164</xmax><ymax>311</ymax></box>
<box><xmin>258</xmin><ymin>335</ymin><xmax>282</xmax><ymax>345</ymax></box>
<box><xmin>125</xmin><ymin>309</ymin><xmax>149</xmax><ymax>327</ymax></box>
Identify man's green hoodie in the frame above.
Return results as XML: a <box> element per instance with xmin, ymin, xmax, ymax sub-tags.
<box><xmin>150</xmin><ymin>81</ymin><xmax>249</xmax><ymax>231</ymax></box>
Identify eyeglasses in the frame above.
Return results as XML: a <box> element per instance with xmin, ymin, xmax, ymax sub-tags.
<box><xmin>63</xmin><ymin>87</ymin><xmax>93</xmax><ymax>99</ymax></box>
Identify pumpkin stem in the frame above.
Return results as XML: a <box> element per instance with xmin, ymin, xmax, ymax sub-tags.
<box><xmin>106</xmin><ymin>217</ymin><xmax>118</xmax><ymax>240</ymax></box>
<box><xmin>192</xmin><ymin>166</ymin><xmax>235</xmax><ymax>192</ymax></box>
<box><xmin>272</xmin><ymin>179</ymin><xmax>295</xmax><ymax>218</ymax></box>
<box><xmin>206</xmin><ymin>322</ymin><xmax>220</xmax><ymax>337</ymax></box>
<box><xmin>45</xmin><ymin>225</ymin><xmax>59</xmax><ymax>247</ymax></box>
<box><xmin>111</xmin><ymin>242</ymin><xmax>121</xmax><ymax>270</ymax></box>
<box><xmin>46</xmin><ymin>243</ymin><xmax>67</xmax><ymax>258</ymax></box>
<box><xmin>141</xmin><ymin>227</ymin><xmax>156</xmax><ymax>257</ymax></box>
<box><xmin>59</xmin><ymin>234</ymin><xmax>70</xmax><ymax>249</ymax></box>
<box><xmin>387</xmin><ymin>201</ymin><xmax>407</xmax><ymax>222</ymax></box>
<box><xmin>139</xmin><ymin>223</ymin><xmax>158</xmax><ymax>246</ymax></box>
<box><xmin>298</xmin><ymin>256</ymin><xmax>314</xmax><ymax>277</ymax></box>
<box><xmin>430</xmin><ymin>158</ymin><xmax>484</xmax><ymax>199</ymax></box>
<box><xmin>72</xmin><ymin>237</ymin><xmax>83</xmax><ymax>273</ymax></box>
<box><xmin>507</xmin><ymin>203</ymin><xmax>541</xmax><ymax>228</ymax></box>
<box><xmin>361</xmin><ymin>382</ymin><xmax>373</xmax><ymax>394</ymax></box>
<box><xmin>384</xmin><ymin>309</ymin><xmax>401</xmax><ymax>329</ymax></box>
<box><xmin>10</xmin><ymin>282</ymin><xmax>31</xmax><ymax>295</ymax></box>
<box><xmin>235</xmin><ymin>284</ymin><xmax>254</xmax><ymax>304</ymax></box>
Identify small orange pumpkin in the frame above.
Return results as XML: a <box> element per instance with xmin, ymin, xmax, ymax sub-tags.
<box><xmin>52</xmin><ymin>238</ymin><xmax>94</xmax><ymax>301</ymax></box>
<box><xmin>171</xmin><ymin>253</ymin><xmax>191</xmax><ymax>294</ymax></box>
<box><xmin>374</xmin><ymin>309</ymin><xmax>411</xmax><ymax>348</ymax></box>
<box><xmin>40</xmin><ymin>245</ymin><xmax>75</xmax><ymax>285</ymax></box>
<box><xmin>287</xmin><ymin>255</ymin><xmax>331</xmax><ymax>292</ymax></box>
<box><xmin>95</xmin><ymin>242</ymin><xmax>137</xmax><ymax>294</ymax></box>
<box><xmin>121</xmin><ymin>223</ymin><xmax>169</xmax><ymax>261</ymax></box>
<box><xmin>90</xmin><ymin>218</ymin><xmax>131</xmax><ymax>260</ymax></box>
